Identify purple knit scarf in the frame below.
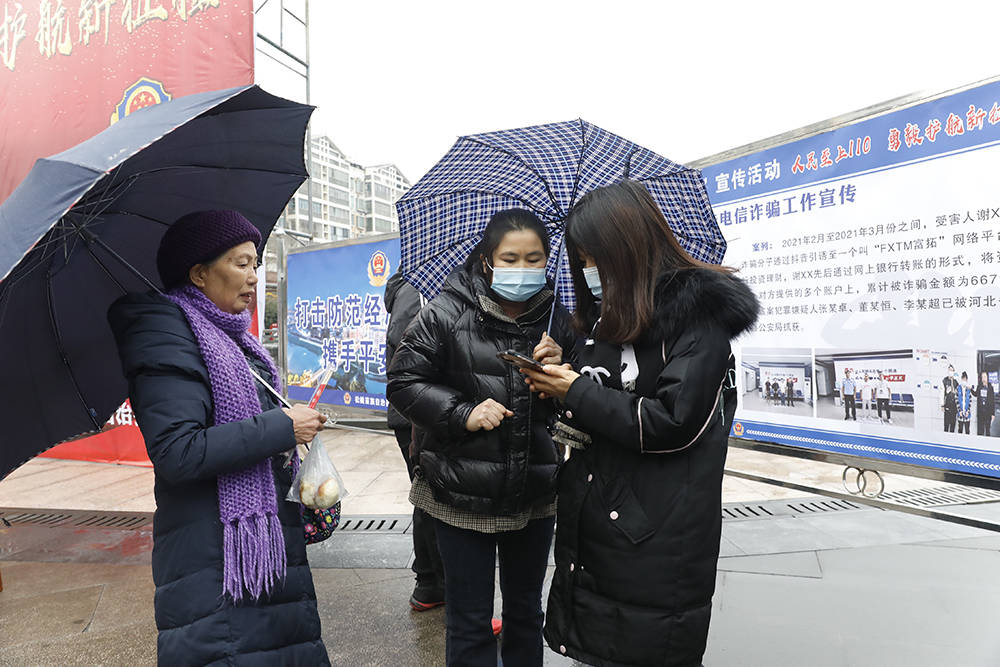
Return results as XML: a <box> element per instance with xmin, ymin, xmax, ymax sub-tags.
<box><xmin>167</xmin><ymin>285</ymin><xmax>286</xmax><ymax>602</ymax></box>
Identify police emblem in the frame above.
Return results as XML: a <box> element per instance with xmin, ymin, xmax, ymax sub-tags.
<box><xmin>343</xmin><ymin>392</ymin><xmax>352</xmax><ymax>406</ymax></box>
<box><xmin>110</xmin><ymin>78</ymin><xmax>171</xmax><ymax>125</ymax></box>
<box><xmin>733</xmin><ymin>422</ymin><xmax>745</xmax><ymax>437</ymax></box>
<box><xmin>367</xmin><ymin>251</ymin><xmax>390</xmax><ymax>287</ymax></box>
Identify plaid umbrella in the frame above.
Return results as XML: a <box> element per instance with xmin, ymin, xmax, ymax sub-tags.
<box><xmin>396</xmin><ymin>119</ymin><xmax>727</xmax><ymax>308</ymax></box>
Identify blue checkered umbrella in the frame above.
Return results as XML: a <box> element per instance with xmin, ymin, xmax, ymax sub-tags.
<box><xmin>396</xmin><ymin>119</ymin><xmax>727</xmax><ymax>308</ymax></box>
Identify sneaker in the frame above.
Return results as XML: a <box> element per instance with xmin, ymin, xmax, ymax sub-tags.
<box><xmin>409</xmin><ymin>583</ymin><xmax>445</xmax><ymax>612</ymax></box>
<box><xmin>492</xmin><ymin>618</ymin><xmax>503</xmax><ymax>637</ymax></box>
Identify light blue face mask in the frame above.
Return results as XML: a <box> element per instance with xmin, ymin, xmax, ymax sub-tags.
<box><xmin>583</xmin><ymin>265</ymin><xmax>602</xmax><ymax>299</ymax></box>
<box><xmin>487</xmin><ymin>263</ymin><xmax>547</xmax><ymax>302</ymax></box>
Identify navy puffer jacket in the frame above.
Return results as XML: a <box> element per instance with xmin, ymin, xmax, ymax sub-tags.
<box><xmin>108</xmin><ymin>291</ymin><xmax>329</xmax><ymax>667</ymax></box>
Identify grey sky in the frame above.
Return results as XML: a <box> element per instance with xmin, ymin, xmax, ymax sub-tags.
<box><xmin>260</xmin><ymin>1</ymin><xmax>1000</xmax><ymax>183</ymax></box>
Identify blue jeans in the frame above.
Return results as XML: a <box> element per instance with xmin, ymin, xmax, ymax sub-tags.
<box><xmin>434</xmin><ymin>516</ymin><xmax>555</xmax><ymax>667</ymax></box>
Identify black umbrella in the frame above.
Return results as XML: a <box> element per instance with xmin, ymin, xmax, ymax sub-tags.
<box><xmin>0</xmin><ymin>85</ymin><xmax>312</xmax><ymax>480</ymax></box>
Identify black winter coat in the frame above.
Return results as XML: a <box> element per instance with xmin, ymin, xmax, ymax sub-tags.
<box><xmin>108</xmin><ymin>292</ymin><xmax>328</xmax><ymax>667</ymax></box>
<box><xmin>386</xmin><ymin>267</ymin><xmax>577</xmax><ymax>515</ymax></box>
<box><xmin>976</xmin><ymin>381</ymin><xmax>996</xmax><ymax>413</ymax></box>
<box><xmin>544</xmin><ymin>268</ymin><xmax>759</xmax><ymax>667</ymax></box>
<box><xmin>384</xmin><ymin>271</ymin><xmax>424</xmax><ymax>431</ymax></box>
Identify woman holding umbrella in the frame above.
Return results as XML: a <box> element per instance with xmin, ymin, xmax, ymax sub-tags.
<box><xmin>387</xmin><ymin>208</ymin><xmax>576</xmax><ymax>667</ymax></box>
<box><xmin>522</xmin><ymin>181</ymin><xmax>759</xmax><ymax>666</ymax></box>
<box><xmin>108</xmin><ymin>210</ymin><xmax>330</xmax><ymax>665</ymax></box>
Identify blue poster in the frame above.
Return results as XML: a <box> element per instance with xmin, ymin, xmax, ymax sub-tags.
<box><xmin>700</xmin><ymin>78</ymin><xmax>1000</xmax><ymax>479</ymax></box>
<box><xmin>285</xmin><ymin>237</ymin><xmax>400</xmax><ymax>412</ymax></box>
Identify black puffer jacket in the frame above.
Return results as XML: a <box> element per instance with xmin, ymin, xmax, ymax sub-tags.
<box><xmin>544</xmin><ymin>268</ymin><xmax>758</xmax><ymax>667</ymax></box>
<box><xmin>386</xmin><ymin>267</ymin><xmax>577</xmax><ymax>515</ymax></box>
<box><xmin>384</xmin><ymin>271</ymin><xmax>424</xmax><ymax>431</ymax></box>
<box><xmin>108</xmin><ymin>292</ymin><xmax>329</xmax><ymax>667</ymax></box>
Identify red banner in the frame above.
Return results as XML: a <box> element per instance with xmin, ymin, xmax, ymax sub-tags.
<box><xmin>4</xmin><ymin>0</ymin><xmax>254</xmax><ymax>465</ymax></box>
<box><xmin>0</xmin><ymin>0</ymin><xmax>254</xmax><ymax>203</ymax></box>
<box><xmin>40</xmin><ymin>400</ymin><xmax>152</xmax><ymax>466</ymax></box>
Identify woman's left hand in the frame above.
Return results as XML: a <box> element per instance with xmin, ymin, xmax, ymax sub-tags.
<box><xmin>521</xmin><ymin>363</ymin><xmax>580</xmax><ymax>401</ymax></box>
<box><xmin>533</xmin><ymin>332</ymin><xmax>563</xmax><ymax>365</ymax></box>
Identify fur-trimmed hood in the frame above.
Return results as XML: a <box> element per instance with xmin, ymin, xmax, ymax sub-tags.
<box><xmin>648</xmin><ymin>267</ymin><xmax>759</xmax><ymax>342</ymax></box>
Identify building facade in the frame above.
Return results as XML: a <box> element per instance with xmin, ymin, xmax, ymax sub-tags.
<box><xmin>281</xmin><ymin>136</ymin><xmax>411</xmax><ymax>242</ymax></box>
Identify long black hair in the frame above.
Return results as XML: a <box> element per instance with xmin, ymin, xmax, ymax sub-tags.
<box><xmin>565</xmin><ymin>180</ymin><xmax>733</xmax><ymax>343</ymax></box>
<box><xmin>464</xmin><ymin>208</ymin><xmax>550</xmax><ymax>274</ymax></box>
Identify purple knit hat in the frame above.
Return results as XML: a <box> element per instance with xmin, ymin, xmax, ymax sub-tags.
<box><xmin>157</xmin><ymin>210</ymin><xmax>262</xmax><ymax>288</ymax></box>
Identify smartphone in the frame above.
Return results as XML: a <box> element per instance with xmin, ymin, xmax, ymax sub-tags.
<box><xmin>497</xmin><ymin>350</ymin><xmax>545</xmax><ymax>372</ymax></box>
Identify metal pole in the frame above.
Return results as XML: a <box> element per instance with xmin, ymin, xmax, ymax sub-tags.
<box><xmin>304</xmin><ymin>0</ymin><xmax>314</xmax><ymax>241</ymax></box>
<box><xmin>277</xmin><ymin>232</ymin><xmax>289</xmax><ymax>396</ymax></box>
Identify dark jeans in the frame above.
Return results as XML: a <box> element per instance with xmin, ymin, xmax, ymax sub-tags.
<box><xmin>395</xmin><ymin>428</ymin><xmax>444</xmax><ymax>588</ymax></box>
<box><xmin>876</xmin><ymin>398</ymin><xmax>891</xmax><ymax>420</ymax></box>
<box><xmin>977</xmin><ymin>410</ymin><xmax>993</xmax><ymax>436</ymax></box>
<box><xmin>435</xmin><ymin>516</ymin><xmax>555</xmax><ymax>667</ymax></box>
<box><xmin>786</xmin><ymin>389</ymin><xmax>795</xmax><ymax>407</ymax></box>
<box><xmin>944</xmin><ymin>406</ymin><xmax>957</xmax><ymax>432</ymax></box>
<box><xmin>843</xmin><ymin>394</ymin><xmax>856</xmax><ymax>419</ymax></box>
<box><xmin>958</xmin><ymin>419</ymin><xmax>970</xmax><ymax>434</ymax></box>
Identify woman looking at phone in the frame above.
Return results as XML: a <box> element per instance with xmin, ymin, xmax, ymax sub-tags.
<box><xmin>522</xmin><ymin>180</ymin><xmax>759</xmax><ymax>666</ymax></box>
<box><xmin>386</xmin><ymin>208</ymin><xmax>576</xmax><ymax>667</ymax></box>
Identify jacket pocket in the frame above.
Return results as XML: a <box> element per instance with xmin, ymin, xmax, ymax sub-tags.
<box><xmin>600</xmin><ymin>476</ymin><xmax>655</xmax><ymax>545</ymax></box>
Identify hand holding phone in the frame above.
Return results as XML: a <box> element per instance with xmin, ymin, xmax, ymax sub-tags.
<box><xmin>497</xmin><ymin>350</ymin><xmax>545</xmax><ymax>372</ymax></box>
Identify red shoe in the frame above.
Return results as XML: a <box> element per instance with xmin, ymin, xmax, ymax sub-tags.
<box><xmin>491</xmin><ymin>618</ymin><xmax>503</xmax><ymax>637</ymax></box>
<box><xmin>408</xmin><ymin>584</ymin><xmax>445</xmax><ymax>611</ymax></box>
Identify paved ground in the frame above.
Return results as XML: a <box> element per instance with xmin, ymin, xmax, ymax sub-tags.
<box><xmin>0</xmin><ymin>427</ymin><xmax>951</xmax><ymax>514</ymax></box>
<box><xmin>3</xmin><ymin>428</ymin><xmax>1000</xmax><ymax>665</ymax></box>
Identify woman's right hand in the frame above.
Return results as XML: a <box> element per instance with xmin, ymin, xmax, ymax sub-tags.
<box><xmin>466</xmin><ymin>398</ymin><xmax>513</xmax><ymax>432</ymax></box>
<box><xmin>282</xmin><ymin>404</ymin><xmax>328</xmax><ymax>443</ymax></box>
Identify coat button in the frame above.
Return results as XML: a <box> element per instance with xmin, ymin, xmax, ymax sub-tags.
<box><xmin>610</xmin><ymin>510</ymin><xmax>619</xmax><ymax>520</ymax></box>
<box><xmin>565</xmin><ymin>410</ymin><xmax>573</xmax><ymax>419</ymax></box>
<box><xmin>569</xmin><ymin>562</ymin><xmax>575</xmax><ymax>571</ymax></box>
<box><xmin>560</xmin><ymin>645</ymin><xmax>567</xmax><ymax>654</ymax></box>
<box><xmin>587</xmin><ymin>474</ymin><xmax>593</xmax><ymax>483</ymax></box>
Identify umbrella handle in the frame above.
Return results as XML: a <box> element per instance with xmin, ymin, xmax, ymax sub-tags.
<box><xmin>546</xmin><ymin>238</ymin><xmax>566</xmax><ymax>334</ymax></box>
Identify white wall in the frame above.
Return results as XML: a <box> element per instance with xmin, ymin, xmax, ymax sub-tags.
<box><xmin>760</xmin><ymin>364</ymin><xmax>807</xmax><ymax>397</ymax></box>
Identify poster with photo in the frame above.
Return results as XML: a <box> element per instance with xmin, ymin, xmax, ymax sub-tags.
<box><xmin>702</xmin><ymin>79</ymin><xmax>1000</xmax><ymax>478</ymax></box>
<box><xmin>741</xmin><ymin>348</ymin><xmax>813</xmax><ymax>417</ymax></box>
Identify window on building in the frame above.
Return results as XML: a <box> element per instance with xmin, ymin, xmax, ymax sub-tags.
<box><xmin>331</xmin><ymin>206</ymin><xmax>350</xmax><ymax>223</ymax></box>
<box><xmin>330</xmin><ymin>187</ymin><xmax>350</xmax><ymax>205</ymax></box>
<box><xmin>332</xmin><ymin>168</ymin><xmax>349</xmax><ymax>187</ymax></box>
<box><xmin>374</xmin><ymin>183</ymin><xmax>392</xmax><ymax>200</ymax></box>
<box><xmin>374</xmin><ymin>201</ymin><xmax>392</xmax><ymax>218</ymax></box>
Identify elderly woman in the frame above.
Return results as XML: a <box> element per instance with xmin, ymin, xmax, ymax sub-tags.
<box><xmin>108</xmin><ymin>210</ymin><xmax>330</xmax><ymax>665</ymax></box>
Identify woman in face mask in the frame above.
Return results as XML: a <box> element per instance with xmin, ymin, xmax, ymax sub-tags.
<box><xmin>386</xmin><ymin>208</ymin><xmax>576</xmax><ymax>667</ymax></box>
<box><xmin>522</xmin><ymin>180</ymin><xmax>759</xmax><ymax>667</ymax></box>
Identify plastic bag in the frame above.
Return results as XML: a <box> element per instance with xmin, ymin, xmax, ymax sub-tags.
<box><xmin>286</xmin><ymin>436</ymin><xmax>349</xmax><ymax>509</ymax></box>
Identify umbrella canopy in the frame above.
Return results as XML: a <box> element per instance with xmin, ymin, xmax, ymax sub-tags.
<box><xmin>0</xmin><ymin>85</ymin><xmax>313</xmax><ymax>480</ymax></box>
<box><xmin>395</xmin><ymin>119</ymin><xmax>727</xmax><ymax>305</ymax></box>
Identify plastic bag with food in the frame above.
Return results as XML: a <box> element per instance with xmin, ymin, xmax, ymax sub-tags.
<box><xmin>286</xmin><ymin>436</ymin><xmax>349</xmax><ymax>509</ymax></box>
